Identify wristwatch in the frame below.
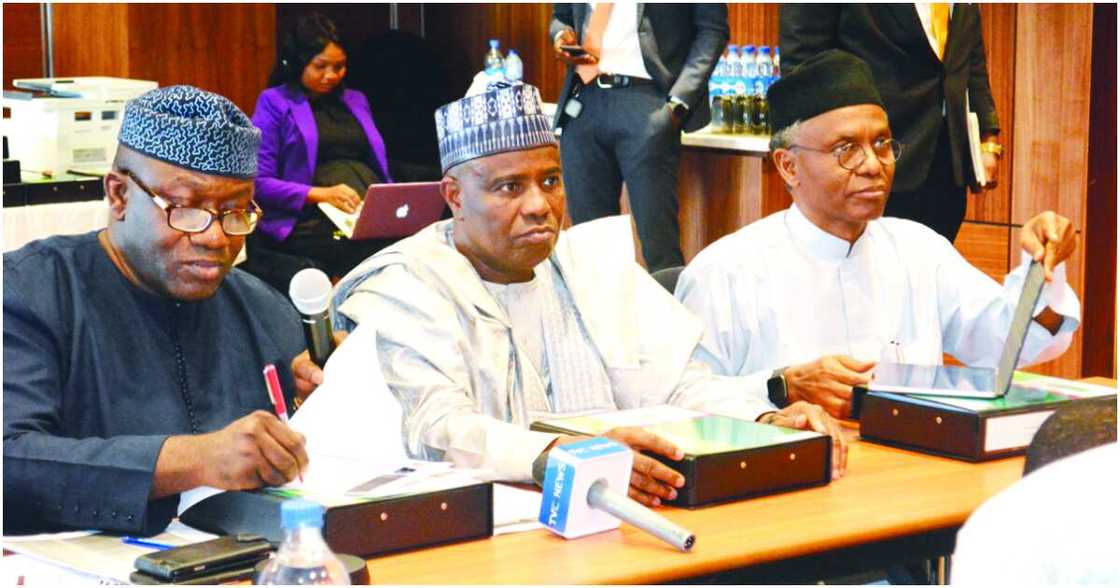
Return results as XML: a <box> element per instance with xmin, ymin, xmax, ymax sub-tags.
<box><xmin>668</xmin><ymin>96</ymin><xmax>690</xmax><ymax>121</ymax></box>
<box><xmin>766</xmin><ymin>367</ymin><xmax>790</xmax><ymax>408</ymax></box>
<box><xmin>980</xmin><ymin>141</ymin><xmax>1004</xmax><ymax>159</ymax></box>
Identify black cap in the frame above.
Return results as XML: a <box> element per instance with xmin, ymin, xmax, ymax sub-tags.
<box><xmin>767</xmin><ymin>49</ymin><xmax>886</xmax><ymax>134</ymax></box>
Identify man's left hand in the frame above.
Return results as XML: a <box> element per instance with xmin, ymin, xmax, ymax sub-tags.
<box><xmin>760</xmin><ymin>401</ymin><xmax>848</xmax><ymax>479</ymax></box>
<box><xmin>981</xmin><ymin>152</ymin><xmax>1000</xmax><ymax>190</ymax></box>
<box><xmin>1021</xmin><ymin>211</ymin><xmax>1076</xmax><ymax>282</ymax></box>
<box><xmin>291</xmin><ymin>330</ymin><xmax>350</xmax><ymax>401</ymax></box>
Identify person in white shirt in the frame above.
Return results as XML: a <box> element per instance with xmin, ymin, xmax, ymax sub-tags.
<box><xmin>952</xmin><ymin>443</ymin><xmax>1119</xmax><ymax>585</ymax></box>
<box><xmin>676</xmin><ymin>50</ymin><xmax>1079</xmax><ymax>419</ymax></box>
<box><xmin>329</xmin><ymin>84</ymin><xmax>846</xmax><ymax>507</ymax></box>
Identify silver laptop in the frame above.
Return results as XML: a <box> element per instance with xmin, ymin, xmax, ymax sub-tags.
<box><xmin>868</xmin><ymin>261</ymin><xmax>1047</xmax><ymax>399</ymax></box>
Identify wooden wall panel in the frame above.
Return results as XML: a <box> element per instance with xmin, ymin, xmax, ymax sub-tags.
<box><xmin>51</xmin><ymin>4</ymin><xmax>130</xmax><ymax>79</ymax></box>
<box><xmin>965</xmin><ymin>4</ymin><xmax>1015</xmax><ymax>224</ymax></box>
<box><xmin>728</xmin><ymin>4</ymin><xmax>780</xmax><ymax>48</ymax></box>
<box><xmin>125</xmin><ymin>4</ymin><xmax>275</xmax><ymax>114</ymax></box>
<box><xmin>51</xmin><ymin>4</ymin><xmax>273</xmax><ymax>115</ymax></box>
<box><xmin>1010</xmin><ymin>228</ymin><xmax>1085</xmax><ymax>380</ymax></box>
<box><xmin>677</xmin><ymin>149</ymin><xmax>763</xmax><ymax>263</ymax></box>
<box><xmin>1083</xmin><ymin>3</ymin><xmax>1117</xmax><ymax>378</ymax></box>
<box><xmin>424</xmin><ymin>4</ymin><xmax>565</xmax><ymax>102</ymax></box>
<box><xmin>3</xmin><ymin>3</ymin><xmax>45</xmax><ymax>89</ymax></box>
<box><xmin>954</xmin><ymin>222</ymin><xmax>1011</xmax><ymax>282</ymax></box>
<box><xmin>1010</xmin><ymin>4</ymin><xmax>1093</xmax><ymax>225</ymax></box>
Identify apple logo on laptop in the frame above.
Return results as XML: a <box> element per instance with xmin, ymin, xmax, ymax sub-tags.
<box><xmin>395</xmin><ymin>204</ymin><xmax>409</xmax><ymax>219</ymax></box>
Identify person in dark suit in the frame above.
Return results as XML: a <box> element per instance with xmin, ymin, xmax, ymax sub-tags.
<box><xmin>780</xmin><ymin>4</ymin><xmax>1003</xmax><ymax>243</ymax></box>
<box><xmin>550</xmin><ymin>3</ymin><xmax>728</xmax><ymax>272</ymax></box>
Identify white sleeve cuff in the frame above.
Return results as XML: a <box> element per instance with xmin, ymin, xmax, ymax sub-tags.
<box><xmin>490</xmin><ymin>429</ymin><xmax>561</xmax><ymax>483</ymax></box>
<box><xmin>1012</xmin><ymin>251</ymin><xmax>1081</xmax><ymax>329</ymax></box>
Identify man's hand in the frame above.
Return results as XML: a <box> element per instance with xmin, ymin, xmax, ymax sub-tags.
<box><xmin>784</xmin><ymin>355</ymin><xmax>875</xmax><ymax>419</ymax></box>
<box><xmin>548</xmin><ymin>427</ymin><xmax>685</xmax><ymax>508</ymax></box>
<box><xmin>981</xmin><ymin>151</ymin><xmax>1000</xmax><ymax>190</ymax></box>
<box><xmin>198</xmin><ymin>411</ymin><xmax>309</xmax><ymax>489</ymax></box>
<box><xmin>553</xmin><ymin>28</ymin><xmax>597</xmax><ymax>66</ymax></box>
<box><xmin>603</xmin><ymin>426</ymin><xmax>685</xmax><ymax>507</ymax></box>
<box><xmin>292</xmin><ymin>330</ymin><xmax>349</xmax><ymax>401</ymax></box>
<box><xmin>153</xmin><ymin>411</ymin><xmax>309</xmax><ymax>498</ymax></box>
<box><xmin>1021</xmin><ymin>211</ymin><xmax>1076</xmax><ymax>282</ymax></box>
<box><xmin>759</xmin><ymin>401</ymin><xmax>848</xmax><ymax>479</ymax></box>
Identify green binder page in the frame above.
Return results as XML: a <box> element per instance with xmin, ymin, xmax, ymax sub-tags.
<box><xmin>912</xmin><ymin>371</ymin><xmax>1115</xmax><ymax>414</ymax></box>
<box><xmin>537</xmin><ymin>407</ymin><xmax>820</xmax><ymax>455</ymax></box>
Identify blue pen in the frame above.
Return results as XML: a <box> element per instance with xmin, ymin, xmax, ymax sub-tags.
<box><xmin>121</xmin><ymin>536</ymin><xmax>175</xmax><ymax>550</ymax></box>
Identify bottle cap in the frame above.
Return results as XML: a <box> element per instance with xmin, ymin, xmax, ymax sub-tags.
<box><xmin>760</xmin><ymin>46</ymin><xmax>771</xmax><ymax>54</ymax></box>
<box><xmin>743</xmin><ymin>44</ymin><xmax>756</xmax><ymax>52</ymax></box>
<box><xmin>281</xmin><ymin>499</ymin><xmax>325</xmax><ymax>529</ymax></box>
<box><xmin>489</xmin><ymin>39</ymin><xmax>499</xmax><ymax>48</ymax></box>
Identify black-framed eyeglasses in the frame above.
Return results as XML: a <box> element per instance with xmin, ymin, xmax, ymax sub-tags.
<box><xmin>789</xmin><ymin>138</ymin><xmax>904</xmax><ymax>171</ymax></box>
<box><xmin>119</xmin><ymin>169</ymin><xmax>263</xmax><ymax>236</ymax></box>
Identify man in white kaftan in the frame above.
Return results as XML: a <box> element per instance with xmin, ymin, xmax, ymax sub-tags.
<box><xmin>327</xmin><ymin>83</ymin><xmax>845</xmax><ymax>507</ymax></box>
<box><xmin>677</xmin><ymin>50</ymin><xmax>1080</xmax><ymax>419</ymax></box>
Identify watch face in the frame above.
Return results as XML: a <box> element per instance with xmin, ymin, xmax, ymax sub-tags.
<box><xmin>767</xmin><ymin>376</ymin><xmax>787</xmax><ymax>408</ymax></box>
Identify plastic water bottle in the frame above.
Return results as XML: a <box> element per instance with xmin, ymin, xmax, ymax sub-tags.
<box><xmin>504</xmin><ymin>49</ymin><xmax>523</xmax><ymax>82</ymax></box>
<box><xmin>756</xmin><ymin>45</ymin><xmax>773</xmax><ymax>79</ymax></box>
<box><xmin>741</xmin><ymin>45</ymin><xmax>758</xmax><ymax>81</ymax></box>
<box><xmin>772</xmin><ymin>46</ymin><xmax>781</xmax><ymax>78</ymax></box>
<box><xmin>484</xmin><ymin>39</ymin><xmax>505</xmax><ymax>79</ymax></box>
<box><xmin>709</xmin><ymin>56</ymin><xmax>725</xmax><ymax>132</ymax></box>
<box><xmin>725</xmin><ymin>44</ymin><xmax>740</xmax><ymax>78</ymax></box>
<box><xmin>256</xmin><ymin>500</ymin><xmax>350</xmax><ymax>585</ymax></box>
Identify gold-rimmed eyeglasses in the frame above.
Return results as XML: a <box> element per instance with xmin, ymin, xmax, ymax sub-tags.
<box><xmin>119</xmin><ymin>169</ymin><xmax>263</xmax><ymax>236</ymax></box>
<box><xmin>789</xmin><ymin>138</ymin><xmax>904</xmax><ymax>171</ymax></box>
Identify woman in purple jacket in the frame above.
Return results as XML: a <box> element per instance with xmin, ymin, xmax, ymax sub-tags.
<box><xmin>248</xmin><ymin>14</ymin><xmax>393</xmax><ymax>283</ymax></box>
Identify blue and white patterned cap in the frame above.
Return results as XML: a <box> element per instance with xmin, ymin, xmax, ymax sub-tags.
<box><xmin>434</xmin><ymin>83</ymin><xmax>557</xmax><ymax>174</ymax></box>
<box><xmin>118</xmin><ymin>85</ymin><xmax>261</xmax><ymax>179</ymax></box>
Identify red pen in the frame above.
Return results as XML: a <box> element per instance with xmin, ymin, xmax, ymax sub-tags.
<box><xmin>263</xmin><ymin>364</ymin><xmax>302</xmax><ymax>482</ymax></box>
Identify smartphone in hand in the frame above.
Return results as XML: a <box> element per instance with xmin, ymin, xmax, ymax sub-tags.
<box><xmin>560</xmin><ymin>45</ymin><xmax>588</xmax><ymax>57</ymax></box>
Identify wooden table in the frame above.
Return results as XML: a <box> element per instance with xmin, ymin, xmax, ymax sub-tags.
<box><xmin>362</xmin><ymin>377</ymin><xmax>1115</xmax><ymax>583</ymax></box>
<box><xmin>364</xmin><ymin>433</ymin><xmax>1023</xmax><ymax>584</ymax></box>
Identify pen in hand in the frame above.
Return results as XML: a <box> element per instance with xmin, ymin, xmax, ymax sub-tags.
<box><xmin>263</xmin><ymin>364</ymin><xmax>303</xmax><ymax>483</ymax></box>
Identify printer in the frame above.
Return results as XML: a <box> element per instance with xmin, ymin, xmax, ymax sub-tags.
<box><xmin>3</xmin><ymin>77</ymin><xmax>157</xmax><ymax>176</ymax></box>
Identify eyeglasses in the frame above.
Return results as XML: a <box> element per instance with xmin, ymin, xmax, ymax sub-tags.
<box><xmin>119</xmin><ymin>169</ymin><xmax>262</xmax><ymax>236</ymax></box>
<box><xmin>789</xmin><ymin>138</ymin><xmax>904</xmax><ymax>171</ymax></box>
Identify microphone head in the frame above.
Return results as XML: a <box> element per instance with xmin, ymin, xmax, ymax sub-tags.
<box><xmin>537</xmin><ymin>437</ymin><xmax>632</xmax><ymax>539</ymax></box>
<box><xmin>289</xmin><ymin>268</ymin><xmax>333</xmax><ymax>315</ymax></box>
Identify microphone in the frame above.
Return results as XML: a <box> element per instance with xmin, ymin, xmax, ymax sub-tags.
<box><xmin>533</xmin><ymin>438</ymin><xmax>696</xmax><ymax>552</ymax></box>
<box><xmin>289</xmin><ymin>268</ymin><xmax>336</xmax><ymax>367</ymax></box>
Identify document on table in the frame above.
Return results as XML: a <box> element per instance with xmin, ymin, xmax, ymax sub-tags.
<box><xmin>285</xmin><ymin>321</ymin><xmax>410</xmax><ymax>494</ymax></box>
<box><xmin>1</xmin><ymin>521</ymin><xmax>217</xmax><ymax>585</ymax></box>
<box><xmin>181</xmin><ymin>322</ymin><xmax>544</xmax><ymax>533</ymax></box>
<box><xmin>492</xmin><ymin>483</ymin><xmax>545</xmax><ymax>535</ymax></box>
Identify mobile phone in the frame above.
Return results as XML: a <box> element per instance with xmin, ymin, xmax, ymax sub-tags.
<box><xmin>134</xmin><ymin>534</ymin><xmax>272</xmax><ymax>582</ymax></box>
<box><xmin>560</xmin><ymin>44</ymin><xmax>588</xmax><ymax>57</ymax></box>
<box><xmin>129</xmin><ymin>563</ymin><xmax>260</xmax><ymax>585</ymax></box>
